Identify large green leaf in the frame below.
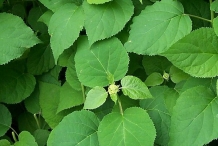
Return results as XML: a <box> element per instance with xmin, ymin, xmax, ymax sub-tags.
<box><xmin>87</xmin><ymin>0</ymin><xmax>112</xmax><ymax>4</ymax></box>
<box><xmin>0</xmin><ymin>104</ymin><xmax>12</xmax><ymax>137</ymax></box>
<box><xmin>48</xmin><ymin>3</ymin><xmax>84</xmax><ymax>63</ymax></box>
<box><xmin>75</xmin><ymin>37</ymin><xmax>129</xmax><ymax>87</ymax></box>
<box><xmin>169</xmin><ymin>86</ymin><xmax>218</xmax><ymax>146</ymax></box>
<box><xmin>83</xmin><ymin>0</ymin><xmax>134</xmax><ymax>44</ymax></box>
<box><xmin>163</xmin><ymin>28</ymin><xmax>218</xmax><ymax>78</ymax></box>
<box><xmin>38</xmin><ymin>0</ymin><xmax>72</xmax><ymax>12</ymax></box>
<box><xmin>0</xmin><ymin>139</ymin><xmax>10</xmax><ymax>146</ymax></box>
<box><xmin>47</xmin><ymin>110</ymin><xmax>100</xmax><ymax>146</ymax></box>
<box><xmin>0</xmin><ymin>13</ymin><xmax>40</xmax><ymax>65</ymax></box>
<box><xmin>0</xmin><ymin>67</ymin><xmax>36</xmax><ymax>104</ymax></box>
<box><xmin>84</xmin><ymin>86</ymin><xmax>108</xmax><ymax>109</ymax></box>
<box><xmin>98</xmin><ymin>107</ymin><xmax>156</xmax><ymax>146</ymax></box>
<box><xmin>125</xmin><ymin>0</ymin><xmax>192</xmax><ymax>55</ymax></box>
<box><xmin>14</xmin><ymin>131</ymin><xmax>38</xmax><ymax>146</ymax></box>
<box><xmin>121</xmin><ymin>76</ymin><xmax>152</xmax><ymax>99</ymax></box>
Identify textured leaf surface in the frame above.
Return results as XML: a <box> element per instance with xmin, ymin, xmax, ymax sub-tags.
<box><xmin>75</xmin><ymin>37</ymin><xmax>129</xmax><ymax>87</ymax></box>
<box><xmin>83</xmin><ymin>0</ymin><xmax>134</xmax><ymax>44</ymax></box>
<box><xmin>163</xmin><ymin>28</ymin><xmax>218</xmax><ymax>78</ymax></box>
<box><xmin>121</xmin><ymin>76</ymin><xmax>152</xmax><ymax>99</ymax></box>
<box><xmin>0</xmin><ymin>13</ymin><xmax>40</xmax><ymax>65</ymax></box>
<box><xmin>125</xmin><ymin>0</ymin><xmax>192</xmax><ymax>55</ymax></box>
<box><xmin>47</xmin><ymin>110</ymin><xmax>100</xmax><ymax>146</ymax></box>
<box><xmin>0</xmin><ymin>68</ymin><xmax>36</xmax><ymax>104</ymax></box>
<box><xmin>84</xmin><ymin>86</ymin><xmax>108</xmax><ymax>109</ymax></box>
<box><xmin>87</xmin><ymin>0</ymin><xmax>112</xmax><ymax>4</ymax></box>
<box><xmin>57</xmin><ymin>82</ymin><xmax>84</xmax><ymax>113</ymax></box>
<box><xmin>14</xmin><ymin>131</ymin><xmax>37</xmax><ymax>146</ymax></box>
<box><xmin>49</xmin><ymin>3</ymin><xmax>84</xmax><ymax>62</ymax></box>
<box><xmin>169</xmin><ymin>86</ymin><xmax>218</xmax><ymax>146</ymax></box>
<box><xmin>98</xmin><ymin>107</ymin><xmax>156</xmax><ymax>146</ymax></box>
<box><xmin>38</xmin><ymin>0</ymin><xmax>72</xmax><ymax>12</ymax></box>
<box><xmin>0</xmin><ymin>104</ymin><xmax>12</xmax><ymax>137</ymax></box>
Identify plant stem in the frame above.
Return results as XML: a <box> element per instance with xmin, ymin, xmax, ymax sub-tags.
<box><xmin>184</xmin><ymin>14</ymin><xmax>212</xmax><ymax>23</ymax></box>
<box><xmin>12</xmin><ymin>132</ymin><xmax>18</xmax><ymax>142</ymax></box>
<box><xmin>34</xmin><ymin>114</ymin><xmax>41</xmax><ymax>129</ymax></box>
<box><xmin>81</xmin><ymin>84</ymin><xmax>86</xmax><ymax>101</ymax></box>
<box><xmin>117</xmin><ymin>96</ymin><xmax>123</xmax><ymax>115</ymax></box>
<box><xmin>209</xmin><ymin>0</ymin><xmax>214</xmax><ymax>27</ymax></box>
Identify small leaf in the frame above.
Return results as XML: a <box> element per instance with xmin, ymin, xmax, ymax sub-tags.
<box><xmin>169</xmin><ymin>66</ymin><xmax>190</xmax><ymax>83</ymax></box>
<box><xmin>163</xmin><ymin>28</ymin><xmax>218</xmax><ymax>78</ymax></box>
<box><xmin>14</xmin><ymin>131</ymin><xmax>38</xmax><ymax>146</ymax></box>
<box><xmin>75</xmin><ymin>37</ymin><xmax>129</xmax><ymax>87</ymax></box>
<box><xmin>47</xmin><ymin>110</ymin><xmax>100</xmax><ymax>146</ymax></box>
<box><xmin>125</xmin><ymin>0</ymin><xmax>192</xmax><ymax>55</ymax></box>
<box><xmin>98</xmin><ymin>107</ymin><xmax>156</xmax><ymax>146</ymax></box>
<box><xmin>87</xmin><ymin>0</ymin><xmax>112</xmax><ymax>4</ymax></box>
<box><xmin>211</xmin><ymin>0</ymin><xmax>218</xmax><ymax>13</ymax></box>
<box><xmin>0</xmin><ymin>139</ymin><xmax>11</xmax><ymax>146</ymax></box>
<box><xmin>57</xmin><ymin>82</ymin><xmax>84</xmax><ymax>113</ymax></box>
<box><xmin>84</xmin><ymin>86</ymin><xmax>108</xmax><ymax>109</ymax></box>
<box><xmin>58</xmin><ymin>46</ymin><xmax>75</xmax><ymax>67</ymax></box>
<box><xmin>49</xmin><ymin>3</ymin><xmax>84</xmax><ymax>63</ymax></box>
<box><xmin>121</xmin><ymin>76</ymin><xmax>152</xmax><ymax>99</ymax></box>
<box><xmin>144</xmin><ymin>72</ymin><xmax>164</xmax><ymax>86</ymax></box>
<box><xmin>169</xmin><ymin>86</ymin><xmax>218</xmax><ymax>146</ymax></box>
<box><xmin>83</xmin><ymin>0</ymin><xmax>134</xmax><ymax>44</ymax></box>
<box><xmin>38</xmin><ymin>10</ymin><xmax>53</xmax><ymax>26</ymax></box>
<box><xmin>0</xmin><ymin>13</ymin><xmax>40</xmax><ymax>65</ymax></box>
<box><xmin>213</xmin><ymin>17</ymin><xmax>218</xmax><ymax>36</ymax></box>
<box><xmin>0</xmin><ymin>104</ymin><xmax>12</xmax><ymax>137</ymax></box>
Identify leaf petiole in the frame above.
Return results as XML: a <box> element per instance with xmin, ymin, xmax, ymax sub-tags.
<box><xmin>184</xmin><ymin>14</ymin><xmax>212</xmax><ymax>23</ymax></box>
<box><xmin>117</xmin><ymin>96</ymin><xmax>124</xmax><ymax>116</ymax></box>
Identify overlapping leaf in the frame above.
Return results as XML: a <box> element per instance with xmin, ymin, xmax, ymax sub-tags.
<box><xmin>47</xmin><ymin>110</ymin><xmax>100</xmax><ymax>146</ymax></box>
<box><xmin>83</xmin><ymin>0</ymin><xmax>134</xmax><ymax>44</ymax></box>
<box><xmin>169</xmin><ymin>86</ymin><xmax>218</xmax><ymax>146</ymax></box>
<box><xmin>49</xmin><ymin>3</ymin><xmax>84</xmax><ymax>63</ymax></box>
<box><xmin>38</xmin><ymin>0</ymin><xmax>72</xmax><ymax>12</ymax></box>
<box><xmin>14</xmin><ymin>131</ymin><xmax>38</xmax><ymax>146</ymax></box>
<box><xmin>125</xmin><ymin>0</ymin><xmax>192</xmax><ymax>55</ymax></box>
<box><xmin>87</xmin><ymin>0</ymin><xmax>112</xmax><ymax>4</ymax></box>
<box><xmin>0</xmin><ymin>13</ymin><xmax>40</xmax><ymax>65</ymax></box>
<box><xmin>163</xmin><ymin>28</ymin><xmax>218</xmax><ymax>78</ymax></box>
<box><xmin>75</xmin><ymin>37</ymin><xmax>129</xmax><ymax>87</ymax></box>
<box><xmin>0</xmin><ymin>104</ymin><xmax>12</xmax><ymax>137</ymax></box>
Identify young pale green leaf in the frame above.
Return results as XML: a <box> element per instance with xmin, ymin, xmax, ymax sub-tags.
<box><xmin>57</xmin><ymin>82</ymin><xmax>84</xmax><ymax>113</ymax></box>
<box><xmin>0</xmin><ymin>139</ymin><xmax>11</xmax><ymax>146</ymax></box>
<box><xmin>0</xmin><ymin>68</ymin><xmax>36</xmax><ymax>104</ymax></box>
<box><xmin>14</xmin><ymin>131</ymin><xmax>37</xmax><ymax>146</ymax></box>
<box><xmin>98</xmin><ymin>107</ymin><xmax>156</xmax><ymax>146</ymax></box>
<box><xmin>49</xmin><ymin>3</ymin><xmax>84</xmax><ymax>63</ymax></box>
<box><xmin>0</xmin><ymin>104</ymin><xmax>12</xmax><ymax>137</ymax></box>
<box><xmin>87</xmin><ymin>0</ymin><xmax>112</xmax><ymax>4</ymax></box>
<box><xmin>169</xmin><ymin>86</ymin><xmax>218</xmax><ymax>146</ymax></box>
<box><xmin>140</xmin><ymin>86</ymin><xmax>179</xmax><ymax>145</ymax></box>
<box><xmin>38</xmin><ymin>0</ymin><xmax>72</xmax><ymax>12</ymax></box>
<box><xmin>125</xmin><ymin>0</ymin><xmax>192</xmax><ymax>55</ymax></box>
<box><xmin>27</xmin><ymin>44</ymin><xmax>55</xmax><ymax>75</ymax></box>
<box><xmin>47</xmin><ymin>110</ymin><xmax>100</xmax><ymax>146</ymax></box>
<box><xmin>0</xmin><ymin>13</ymin><xmax>40</xmax><ymax>65</ymax></box>
<box><xmin>33</xmin><ymin>129</ymin><xmax>50</xmax><ymax>146</ymax></box>
<box><xmin>169</xmin><ymin>66</ymin><xmax>190</xmax><ymax>83</ymax></box>
<box><xmin>144</xmin><ymin>72</ymin><xmax>164</xmax><ymax>86</ymax></box>
<box><xmin>211</xmin><ymin>0</ymin><xmax>218</xmax><ymax>13</ymax></box>
<box><xmin>163</xmin><ymin>28</ymin><xmax>218</xmax><ymax>78</ymax></box>
<box><xmin>84</xmin><ymin>86</ymin><xmax>108</xmax><ymax>109</ymax></box>
<box><xmin>38</xmin><ymin>10</ymin><xmax>53</xmax><ymax>26</ymax></box>
<box><xmin>83</xmin><ymin>0</ymin><xmax>134</xmax><ymax>44</ymax></box>
<box><xmin>39</xmin><ymin>82</ymin><xmax>71</xmax><ymax>128</ymax></box>
<box><xmin>75</xmin><ymin>37</ymin><xmax>129</xmax><ymax>87</ymax></box>
<box><xmin>121</xmin><ymin>76</ymin><xmax>152</xmax><ymax>99</ymax></box>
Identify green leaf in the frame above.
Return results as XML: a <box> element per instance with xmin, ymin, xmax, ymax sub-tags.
<box><xmin>98</xmin><ymin>107</ymin><xmax>156</xmax><ymax>146</ymax></box>
<box><xmin>0</xmin><ymin>68</ymin><xmax>36</xmax><ymax>104</ymax></box>
<box><xmin>144</xmin><ymin>72</ymin><xmax>164</xmax><ymax>86</ymax></box>
<box><xmin>169</xmin><ymin>86</ymin><xmax>218</xmax><ymax>146</ymax></box>
<box><xmin>75</xmin><ymin>37</ymin><xmax>129</xmax><ymax>87</ymax></box>
<box><xmin>0</xmin><ymin>139</ymin><xmax>11</xmax><ymax>146</ymax></box>
<box><xmin>49</xmin><ymin>3</ymin><xmax>84</xmax><ymax>63</ymax></box>
<box><xmin>12</xmin><ymin>4</ymin><xmax>26</xmax><ymax>19</ymax></box>
<box><xmin>87</xmin><ymin>0</ymin><xmax>112</xmax><ymax>4</ymax></box>
<box><xmin>121</xmin><ymin>76</ymin><xmax>152</xmax><ymax>99</ymax></box>
<box><xmin>38</xmin><ymin>10</ymin><xmax>53</xmax><ymax>26</ymax></box>
<box><xmin>33</xmin><ymin>129</ymin><xmax>50</xmax><ymax>146</ymax></box>
<box><xmin>57</xmin><ymin>82</ymin><xmax>84</xmax><ymax>113</ymax></box>
<box><xmin>47</xmin><ymin>110</ymin><xmax>100</xmax><ymax>146</ymax></box>
<box><xmin>211</xmin><ymin>0</ymin><xmax>218</xmax><ymax>13</ymax></box>
<box><xmin>217</xmin><ymin>80</ymin><xmax>218</xmax><ymax>96</ymax></box>
<box><xmin>213</xmin><ymin>17</ymin><xmax>218</xmax><ymax>36</ymax></box>
<box><xmin>27</xmin><ymin>43</ymin><xmax>55</xmax><ymax>75</ymax></box>
<box><xmin>163</xmin><ymin>28</ymin><xmax>218</xmax><ymax>78</ymax></box>
<box><xmin>0</xmin><ymin>104</ymin><xmax>12</xmax><ymax>137</ymax></box>
<box><xmin>58</xmin><ymin>46</ymin><xmax>75</xmax><ymax>67</ymax></box>
<box><xmin>84</xmin><ymin>86</ymin><xmax>108</xmax><ymax>109</ymax></box>
<box><xmin>14</xmin><ymin>131</ymin><xmax>38</xmax><ymax>146</ymax></box>
<box><xmin>125</xmin><ymin>0</ymin><xmax>192</xmax><ymax>55</ymax></box>
<box><xmin>169</xmin><ymin>66</ymin><xmax>190</xmax><ymax>83</ymax></box>
<box><xmin>140</xmin><ymin>86</ymin><xmax>179</xmax><ymax>145</ymax></box>
<box><xmin>38</xmin><ymin>0</ymin><xmax>72</xmax><ymax>12</ymax></box>
<box><xmin>0</xmin><ymin>13</ymin><xmax>40</xmax><ymax>65</ymax></box>
<box><xmin>39</xmin><ymin>82</ymin><xmax>71</xmax><ymax>128</ymax></box>
<box><xmin>83</xmin><ymin>0</ymin><xmax>134</xmax><ymax>44</ymax></box>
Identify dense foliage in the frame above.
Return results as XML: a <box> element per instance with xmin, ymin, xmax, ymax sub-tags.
<box><xmin>0</xmin><ymin>0</ymin><xmax>218</xmax><ymax>145</ymax></box>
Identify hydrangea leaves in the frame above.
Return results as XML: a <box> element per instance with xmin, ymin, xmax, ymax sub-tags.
<box><xmin>125</xmin><ymin>0</ymin><xmax>192</xmax><ymax>55</ymax></box>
